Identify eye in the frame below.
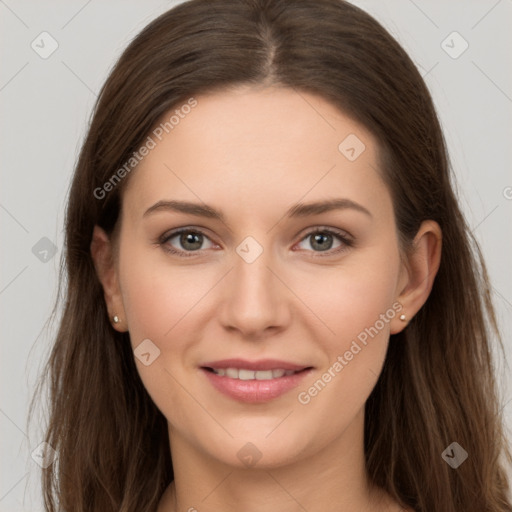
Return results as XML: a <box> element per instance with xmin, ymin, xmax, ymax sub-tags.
<box><xmin>295</xmin><ymin>228</ymin><xmax>353</xmax><ymax>255</ymax></box>
<box><xmin>159</xmin><ymin>228</ymin><xmax>216</xmax><ymax>257</ymax></box>
<box><xmin>158</xmin><ymin>226</ymin><xmax>353</xmax><ymax>258</ymax></box>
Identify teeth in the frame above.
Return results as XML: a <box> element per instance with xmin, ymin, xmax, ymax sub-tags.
<box><xmin>211</xmin><ymin>367</ymin><xmax>299</xmax><ymax>380</ymax></box>
<box><xmin>238</xmin><ymin>369</ymin><xmax>255</xmax><ymax>380</ymax></box>
<box><xmin>256</xmin><ymin>370</ymin><xmax>273</xmax><ymax>380</ymax></box>
<box><xmin>226</xmin><ymin>368</ymin><xmax>239</xmax><ymax>379</ymax></box>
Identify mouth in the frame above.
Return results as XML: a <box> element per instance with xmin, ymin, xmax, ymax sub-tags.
<box><xmin>202</xmin><ymin>367</ymin><xmax>307</xmax><ymax>380</ymax></box>
<box><xmin>200</xmin><ymin>359</ymin><xmax>313</xmax><ymax>403</ymax></box>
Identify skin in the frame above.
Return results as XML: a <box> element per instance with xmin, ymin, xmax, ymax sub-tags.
<box><xmin>91</xmin><ymin>85</ymin><xmax>441</xmax><ymax>512</ymax></box>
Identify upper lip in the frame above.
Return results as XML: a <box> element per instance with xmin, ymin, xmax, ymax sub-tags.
<box><xmin>201</xmin><ymin>358</ymin><xmax>311</xmax><ymax>371</ymax></box>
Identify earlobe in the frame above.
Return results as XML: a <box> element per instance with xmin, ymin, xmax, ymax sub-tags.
<box><xmin>90</xmin><ymin>225</ymin><xmax>127</xmax><ymax>332</ymax></box>
<box><xmin>390</xmin><ymin>220</ymin><xmax>442</xmax><ymax>334</ymax></box>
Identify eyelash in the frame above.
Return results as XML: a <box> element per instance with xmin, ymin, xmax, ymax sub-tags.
<box><xmin>158</xmin><ymin>226</ymin><xmax>354</xmax><ymax>258</ymax></box>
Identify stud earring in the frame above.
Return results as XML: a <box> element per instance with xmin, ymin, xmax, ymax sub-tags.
<box><xmin>113</xmin><ymin>315</ymin><xmax>120</xmax><ymax>324</ymax></box>
<box><xmin>399</xmin><ymin>314</ymin><xmax>406</xmax><ymax>322</ymax></box>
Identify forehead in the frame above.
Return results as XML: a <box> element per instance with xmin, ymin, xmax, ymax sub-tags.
<box><xmin>122</xmin><ymin>86</ymin><xmax>390</xmax><ymax>224</ymax></box>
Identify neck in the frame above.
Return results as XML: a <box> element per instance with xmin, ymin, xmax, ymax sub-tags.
<box><xmin>157</xmin><ymin>408</ymin><xmax>397</xmax><ymax>512</ymax></box>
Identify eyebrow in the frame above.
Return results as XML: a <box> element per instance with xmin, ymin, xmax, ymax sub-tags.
<box><xmin>143</xmin><ymin>198</ymin><xmax>372</xmax><ymax>221</ymax></box>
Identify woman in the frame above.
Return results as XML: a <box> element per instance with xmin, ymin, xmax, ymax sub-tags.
<box><xmin>30</xmin><ymin>0</ymin><xmax>511</xmax><ymax>510</ymax></box>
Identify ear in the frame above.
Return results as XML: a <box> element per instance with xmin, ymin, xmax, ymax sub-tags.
<box><xmin>90</xmin><ymin>225</ymin><xmax>128</xmax><ymax>332</ymax></box>
<box><xmin>390</xmin><ymin>220</ymin><xmax>442</xmax><ymax>334</ymax></box>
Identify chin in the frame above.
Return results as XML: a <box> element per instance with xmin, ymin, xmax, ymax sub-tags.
<box><xmin>207</xmin><ymin>430</ymin><xmax>314</xmax><ymax>470</ymax></box>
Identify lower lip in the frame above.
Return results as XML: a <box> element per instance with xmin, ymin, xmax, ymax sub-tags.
<box><xmin>201</xmin><ymin>368</ymin><xmax>312</xmax><ymax>403</ymax></box>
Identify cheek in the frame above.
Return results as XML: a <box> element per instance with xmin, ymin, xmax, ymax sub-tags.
<box><xmin>117</xmin><ymin>245</ymin><xmax>214</xmax><ymax>423</ymax></box>
<box><xmin>299</xmin><ymin>248</ymin><xmax>400</xmax><ymax>347</ymax></box>
<box><xmin>292</xmin><ymin>248</ymin><xmax>400</xmax><ymax>415</ymax></box>
<box><xmin>118</xmin><ymin>241</ymin><xmax>208</xmax><ymax>346</ymax></box>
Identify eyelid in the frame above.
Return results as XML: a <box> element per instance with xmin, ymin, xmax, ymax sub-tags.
<box><xmin>159</xmin><ymin>226</ymin><xmax>214</xmax><ymax>243</ymax></box>
<box><xmin>297</xmin><ymin>225</ymin><xmax>353</xmax><ymax>242</ymax></box>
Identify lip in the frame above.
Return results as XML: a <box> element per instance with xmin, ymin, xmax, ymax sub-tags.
<box><xmin>201</xmin><ymin>358</ymin><xmax>309</xmax><ymax>371</ymax></box>
<box><xmin>200</xmin><ymin>359</ymin><xmax>313</xmax><ymax>403</ymax></box>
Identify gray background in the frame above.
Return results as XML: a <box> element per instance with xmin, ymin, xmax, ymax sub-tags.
<box><xmin>1</xmin><ymin>0</ymin><xmax>511</xmax><ymax>509</ymax></box>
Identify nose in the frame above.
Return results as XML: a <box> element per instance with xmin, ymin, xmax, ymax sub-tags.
<box><xmin>218</xmin><ymin>245</ymin><xmax>291</xmax><ymax>340</ymax></box>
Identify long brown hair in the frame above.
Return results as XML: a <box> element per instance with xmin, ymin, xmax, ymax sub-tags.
<box><xmin>29</xmin><ymin>0</ymin><xmax>511</xmax><ymax>510</ymax></box>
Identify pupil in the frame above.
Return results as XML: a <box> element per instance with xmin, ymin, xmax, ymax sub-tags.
<box><xmin>181</xmin><ymin>232</ymin><xmax>202</xmax><ymax>250</ymax></box>
<box><xmin>312</xmin><ymin>233</ymin><xmax>332</xmax><ymax>251</ymax></box>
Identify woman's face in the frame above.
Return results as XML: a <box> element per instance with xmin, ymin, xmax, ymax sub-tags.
<box><xmin>112</xmin><ymin>86</ymin><xmax>409</xmax><ymax>468</ymax></box>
